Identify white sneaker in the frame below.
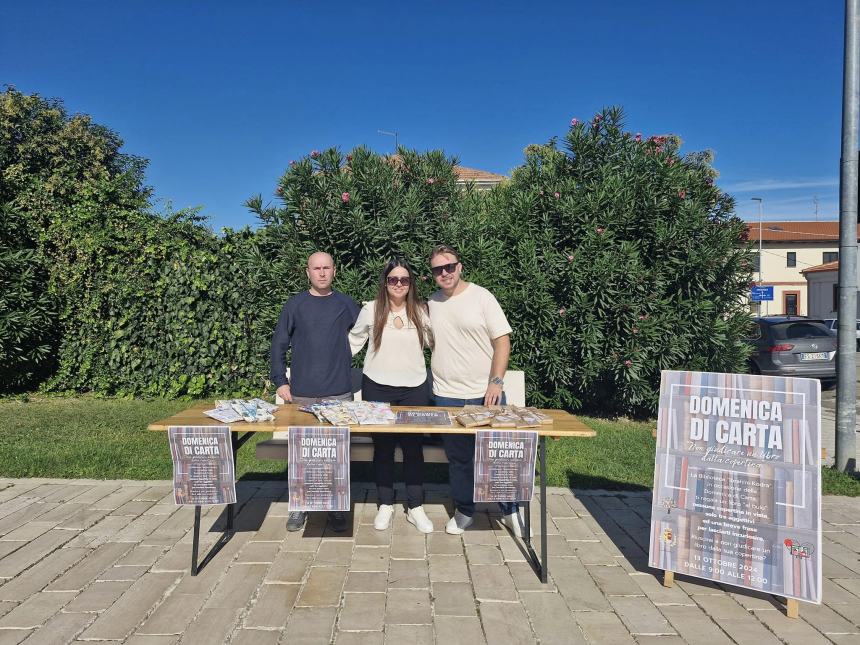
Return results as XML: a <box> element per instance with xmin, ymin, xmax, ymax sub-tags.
<box><xmin>406</xmin><ymin>506</ymin><xmax>434</xmax><ymax>534</ymax></box>
<box><xmin>445</xmin><ymin>510</ymin><xmax>474</xmax><ymax>535</ymax></box>
<box><xmin>501</xmin><ymin>509</ymin><xmax>533</xmax><ymax>538</ymax></box>
<box><xmin>373</xmin><ymin>504</ymin><xmax>394</xmax><ymax>530</ymax></box>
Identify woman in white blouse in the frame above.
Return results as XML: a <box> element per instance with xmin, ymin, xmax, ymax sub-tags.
<box><xmin>349</xmin><ymin>259</ymin><xmax>433</xmax><ymax>533</ymax></box>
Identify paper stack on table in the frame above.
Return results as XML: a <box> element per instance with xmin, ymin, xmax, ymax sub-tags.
<box><xmin>298</xmin><ymin>400</ymin><xmax>396</xmax><ymax>425</ymax></box>
<box><xmin>203</xmin><ymin>399</ymin><xmax>279</xmax><ymax>423</ymax></box>
<box><xmin>344</xmin><ymin>401</ymin><xmax>396</xmax><ymax>425</ymax></box>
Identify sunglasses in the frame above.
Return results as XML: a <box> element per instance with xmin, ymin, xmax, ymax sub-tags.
<box><xmin>386</xmin><ymin>276</ymin><xmax>411</xmax><ymax>287</ymax></box>
<box><xmin>430</xmin><ymin>262</ymin><xmax>459</xmax><ymax>277</ymax></box>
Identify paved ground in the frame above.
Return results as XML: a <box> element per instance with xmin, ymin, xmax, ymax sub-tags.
<box><xmin>0</xmin><ymin>480</ymin><xmax>857</xmax><ymax>644</ymax></box>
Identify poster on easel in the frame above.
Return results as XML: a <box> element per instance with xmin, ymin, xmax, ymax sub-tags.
<box><xmin>168</xmin><ymin>426</ymin><xmax>236</xmax><ymax>505</ymax></box>
<box><xmin>649</xmin><ymin>371</ymin><xmax>821</xmax><ymax>604</ymax></box>
<box><xmin>473</xmin><ymin>429</ymin><xmax>538</xmax><ymax>502</ymax></box>
<box><xmin>288</xmin><ymin>426</ymin><xmax>350</xmax><ymax>511</ymax></box>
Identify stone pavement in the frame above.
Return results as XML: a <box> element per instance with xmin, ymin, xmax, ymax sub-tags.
<box><xmin>0</xmin><ymin>479</ymin><xmax>858</xmax><ymax>644</ymax></box>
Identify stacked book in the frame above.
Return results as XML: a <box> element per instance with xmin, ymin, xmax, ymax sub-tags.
<box><xmin>454</xmin><ymin>405</ymin><xmax>553</xmax><ymax>428</ymax></box>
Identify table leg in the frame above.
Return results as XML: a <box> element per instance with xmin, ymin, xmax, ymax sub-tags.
<box><xmin>226</xmin><ymin>432</ymin><xmax>240</xmax><ymax>532</ymax></box>
<box><xmin>540</xmin><ymin>436</ymin><xmax>548</xmax><ymax>584</ymax></box>
<box><xmin>523</xmin><ymin>500</ymin><xmax>532</xmax><ymax>549</ymax></box>
<box><xmin>188</xmin><ymin>431</ymin><xmax>253</xmax><ymax>576</ymax></box>
<box><xmin>191</xmin><ymin>505</ymin><xmax>201</xmax><ymax>576</ymax></box>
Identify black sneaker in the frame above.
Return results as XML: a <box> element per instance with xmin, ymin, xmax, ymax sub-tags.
<box><xmin>328</xmin><ymin>511</ymin><xmax>348</xmax><ymax>533</ymax></box>
<box><xmin>286</xmin><ymin>511</ymin><xmax>307</xmax><ymax>532</ymax></box>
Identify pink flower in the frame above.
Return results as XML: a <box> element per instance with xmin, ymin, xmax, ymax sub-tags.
<box><xmin>593</xmin><ymin>114</ymin><xmax>602</xmax><ymax>122</ymax></box>
<box><xmin>679</xmin><ymin>190</ymin><xmax>686</xmax><ymax>198</ymax></box>
<box><xmin>567</xmin><ymin>255</ymin><xmax>574</xmax><ymax>262</ymax></box>
<box><xmin>707</xmin><ymin>178</ymin><xmax>714</xmax><ymax>185</ymax></box>
<box><xmin>596</xmin><ymin>227</ymin><xmax>605</xmax><ymax>234</ymax></box>
<box><xmin>554</xmin><ymin>192</ymin><xmax>560</xmax><ymax>198</ymax></box>
<box><xmin>624</xmin><ymin>360</ymin><xmax>633</xmax><ymax>367</ymax></box>
<box><xmin>427</xmin><ymin>178</ymin><xmax>435</xmax><ymax>185</ymax></box>
<box><xmin>558</xmin><ymin>308</ymin><xmax>566</xmax><ymax>316</ymax></box>
<box><xmin>289</xmin><ymin>160</ymin><xmax>296</xmax><ymax>166</ymax></box>
<box><xmin>570</xmin><ymin>118</ymin><xmax>579</xmax><ymax>127</ymax></box>
<box><xmin>420</xmin><ymin>276</ymin><xmax>427</xmax><ymax>281</ymax></box>
<box><xmin>341</xmin><ymin>192</ymin><xmax>350</xmax><ymax>203</ymax></box>
<box><xmin>667</xmin><ymin>158</ymin><xmax>676</xmax><ymax>165</ymax></box>
<box><xmin>635</xmin><ymin>133</ymin><xmax>642</xmax><ymax>142</ymax></box>
<box><xmin>346</xmin><ymin>154</ymin><xmax>353</xmax><ymax>162</ymax></box>
<box><xmin>638</xmin><ymin>314</ymin><xmax>647</xmax><ymax>321</ymax></box>
<box><xmin>310</xmin><ymin>149</ymin><xmax>320</xmax><ymax>158</ymax></box>
<box><xmin>276</xmin><ymin>186</ymin><xmax>283</xmax><ymax>195</ymax></box>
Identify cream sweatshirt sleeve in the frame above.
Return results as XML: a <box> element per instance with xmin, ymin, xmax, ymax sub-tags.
<box><xmin>348</xmin><ymin>301</ymin><xmax>374</xmax><ymax>356</ymax></box>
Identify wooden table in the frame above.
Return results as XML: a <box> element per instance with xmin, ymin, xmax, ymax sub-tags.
<box><xmin>149</xmin><ymin>403</ymin><xmax>595</xmax><ymax>580</ymax></box>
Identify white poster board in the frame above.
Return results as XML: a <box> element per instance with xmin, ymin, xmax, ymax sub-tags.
<box><xmin>649</xmin><ymin>371</ymin><xmax>821</xmax><ymax>604</ymax></box>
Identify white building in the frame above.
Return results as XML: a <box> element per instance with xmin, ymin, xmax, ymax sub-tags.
<box><xmin>802</xmin><ymin>260</ymin><xmax>860</xmax><ymax>318</ymax></box>
<box><xmin>746</xmin><ymin>221</ymin><xmax>845</xmax><ymax>316</ymax></box>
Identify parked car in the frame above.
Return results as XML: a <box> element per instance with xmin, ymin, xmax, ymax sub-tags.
<box><xmin>822</xmin><ymin>318</ymin><xmax>860</xmax><ymax>351</ymax></box>
<box><xmin>747</xmin><ymin>316</ymin><xmax>837</xmax><ymax>380</ymax></box>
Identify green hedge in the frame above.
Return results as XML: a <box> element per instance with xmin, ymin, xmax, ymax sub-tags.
<box><xmin>1</xmin><ymin>89</ymin><xmax>752</xmax><ymax>415</ymax></box>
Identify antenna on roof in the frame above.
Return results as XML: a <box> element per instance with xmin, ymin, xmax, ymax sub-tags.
<box><xmin>813</xmin><ymin>195</ymin><xmax>819</xmax><ymax>221</ymax></box>
<box><xmin>377</xmin><ymin>129</ymin><xmax>399</xmax><ymax>152</ymax></box>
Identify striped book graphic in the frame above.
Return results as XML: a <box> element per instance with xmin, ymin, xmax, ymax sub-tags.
<box><xmin>648</xmin><ymin>371</ymin><xmax>821</xmax><ymax>604</ymax></box>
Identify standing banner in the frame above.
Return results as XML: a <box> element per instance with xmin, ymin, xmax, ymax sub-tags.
<box><xmin>473</xmin><ymin>429</ymin><xmax>538</xmax><ymax>502</ymax></box>
<box><xmin>168</xmin><ymin>426</ymin><xmax>236</xmax><ymax>505</ymax></box>
<box><xmin>649</xmin><ymin>371</ymin><xmax>821</xmax><ymax>603</ymax></box>
<box><xmin>288</xmin><ymin>426</ymin><xmax>350</xmax><ymax>511</ymax></box>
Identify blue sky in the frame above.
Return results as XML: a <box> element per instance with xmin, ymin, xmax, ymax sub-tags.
<box><xmin>2</xmin><ymin>1</ymin><xmax>846</xmax><ymax>230</ymax></box>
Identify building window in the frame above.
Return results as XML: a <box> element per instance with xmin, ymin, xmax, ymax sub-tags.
<box><xmin>784</xmin><ymin>293</ymin><xmax>798</xmax><ymax>316</ymax></box>
<box><xmin>786</xmin><ymin>252</ymin><xmax>796</xmax><ymax>268</ymax></box>
<box><xmin>823</xmin><ymin>251</ymin><xmax>839</xmax><ymax>264</ymax></box>
<box><xmin>833</xmin><ymin>284</ymin><xmax>839</xmax><ymax>311</ymax></box>
<box><xmin>753</xmin><ymin>252</ymin><xmax>760</xmax><ymax>274</ymax></box>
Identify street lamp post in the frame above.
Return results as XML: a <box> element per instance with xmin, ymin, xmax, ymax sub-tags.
<box><xmin>751</xmin><ymin>197</ymin><xmax>764</xmax><ymax>314</ymax></box>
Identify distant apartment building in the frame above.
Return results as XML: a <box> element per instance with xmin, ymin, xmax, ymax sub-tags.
<box><xmin>745</xmin><ymin>221</ymin><xmax>849</xmax><ymax>316</ymax></box>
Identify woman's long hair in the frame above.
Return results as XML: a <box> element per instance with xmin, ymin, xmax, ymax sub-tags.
<box><xmin>372</xmin><ymin>258</ymin><xmax>428</xmax><ymax>352</ymax></box>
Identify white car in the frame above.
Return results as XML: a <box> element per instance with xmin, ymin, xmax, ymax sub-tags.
<box><xmin>823</xmin><ymin>318</ymin><xmax>860</xmax><ymax>350</ymax></box>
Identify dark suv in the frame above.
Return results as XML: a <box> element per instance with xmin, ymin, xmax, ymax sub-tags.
<box><xmin>747</xmin><ymin>316</ymin><xmax>837</xmax><ymax>380</ymax></box>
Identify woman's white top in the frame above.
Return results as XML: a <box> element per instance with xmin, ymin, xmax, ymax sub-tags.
<box><xmin>348</xmin><ymin>300</ymin><xmax>431</xmax><ymax>388</ymax></box>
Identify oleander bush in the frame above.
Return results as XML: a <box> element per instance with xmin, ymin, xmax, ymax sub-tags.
<box><xmin>1</xmin><ymin>87</ymin><xmax>752</xmax><ymax>414</ymax></box>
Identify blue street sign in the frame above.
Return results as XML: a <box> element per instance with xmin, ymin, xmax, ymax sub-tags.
<box><xmin>751</xmin><ymin>286</ymin><xmax>774</xmax><ymax>302</ymax></box>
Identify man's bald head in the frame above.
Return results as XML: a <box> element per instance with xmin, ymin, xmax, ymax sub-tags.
<box><xmin>307</xmin><ymin>251</ymin><xmax>334</xmax><ymax>269</ymax></box>
<box><xmin>306</xmin><ymin>252</ymin><xmax>336</xmax><ymax>295</ymax></box>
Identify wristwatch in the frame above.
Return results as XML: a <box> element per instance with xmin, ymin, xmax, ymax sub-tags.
<box><xmin>489</xmin><ymin>376</ymin><xmax>504</xmax><ymax>386</ymax></box>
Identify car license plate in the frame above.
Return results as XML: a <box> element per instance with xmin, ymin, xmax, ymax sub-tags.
<box><xmin>800</xmin><ymin>352</ymin><xmax>828</xmax><ymax>361</ymax></box>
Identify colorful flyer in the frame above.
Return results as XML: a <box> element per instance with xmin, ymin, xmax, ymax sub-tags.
<box><xmin>473</xmin><ymin>429</ymin><xmax>538</xmax><ymax>502</ymax></box>
<box><xmin>288</xmin><ymin>426</ymin><xmax>350</xmax><ymax>511</ymax></box>
<box><xmin>168</xmin><ymin>426</ymin><xmax>236</xmax><ymax>506</ymax></box>
<box><xmin>649</xmin><ymin>371</ymin><xmax>822</xmax><ymax>603</ymax></box>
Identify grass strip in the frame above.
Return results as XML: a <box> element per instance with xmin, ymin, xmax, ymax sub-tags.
<box><xmin>0</xmin><ymin>396</ymin><xmax>857</xmax><ymax>496</ymax></box>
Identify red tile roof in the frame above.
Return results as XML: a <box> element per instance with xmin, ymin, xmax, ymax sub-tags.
<box><xmin>385</xmin><ymin>154</ymin><xmax>505</xmax><ymax>184</ymax></box>
<box><xmin>454</xmin><ymin>165</ymin><xmax>506</xmax><ymax>183</ymax></box>
<box><xmin>745</xmin><ymin>221</ymin><xmax>859</xmax><ymax>242</ymax></box>
<box><xmin>801</xmin><ymin>260</ymin><xmax>839</xmax><ymax>274</ymax></box>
